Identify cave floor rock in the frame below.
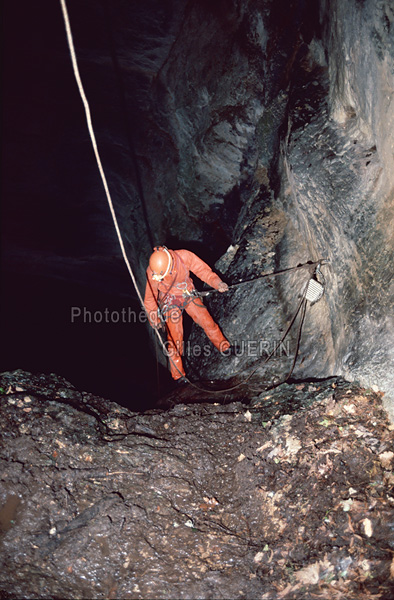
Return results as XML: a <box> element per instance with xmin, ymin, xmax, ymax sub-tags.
<box><xmin>1</xmin><ymin>370</ymin><xmax>394</xmax><ymax>599</ymax></box>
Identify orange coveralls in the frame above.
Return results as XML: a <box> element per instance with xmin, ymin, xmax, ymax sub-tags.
<box><xmin>144</xmin><ymin>249</ymin><xmax>230</xmax><ymax>380</ymax></box>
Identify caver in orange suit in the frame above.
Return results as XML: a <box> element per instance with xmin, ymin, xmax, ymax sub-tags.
<box><xmin>144</xmin><ymin>247</ymin><xmax>230</xmax><ymax>380</ymax></box>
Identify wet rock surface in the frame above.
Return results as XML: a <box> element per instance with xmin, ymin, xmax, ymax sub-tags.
<box><xmin>1</xmin><ymin>369</ymin><xmax>394</xmax><ymax>599</ymax></box>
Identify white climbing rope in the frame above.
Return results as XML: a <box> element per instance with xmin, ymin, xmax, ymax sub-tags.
<box><xmin>59</xmin><ymin>0</ymin><xmax>146</xmax><ymax>309</ymax></box>
<box><xmin>59</xmin><ymin>0</ymin><xmax>173</xmax><ymax>361</ymax></box>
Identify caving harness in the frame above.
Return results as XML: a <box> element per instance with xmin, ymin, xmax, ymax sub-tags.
<box><xmin>158</xmin><ymin>287</ymin><xmax>201</xmax><ymax>321</ymax></box>
<box><xmin>153</xmin><ymin>249</ymin><xmax>208</xmax><ymax>325</ymax></box>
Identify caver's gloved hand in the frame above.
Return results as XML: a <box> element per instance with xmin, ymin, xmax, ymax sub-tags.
<box><xmin>217</xmin><ymin>282</ymin><xmax>229</xmax><ymax>292</ymax></box>
<box><xmin>148</xmin><ymin>310</ymin><xmax>164</xmax><ymax>330</ymax></box>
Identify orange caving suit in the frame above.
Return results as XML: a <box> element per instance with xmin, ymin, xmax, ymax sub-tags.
<box><xmin>144</xmin><ymin>249</ymin><xmax>230</xmax><ymax>380</ymax></box>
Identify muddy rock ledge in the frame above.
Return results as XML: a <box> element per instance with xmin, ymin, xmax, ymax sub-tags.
<box><xmin>1</xmin><ymin>369</ymin><xmax>394</xmax><ymax>599</ymax></box>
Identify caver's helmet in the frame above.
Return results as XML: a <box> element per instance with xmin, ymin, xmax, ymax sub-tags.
<box><xmin>149</xmin><ymin>247</ymin><xmax>172</xmax><ymax>281</ymax></box>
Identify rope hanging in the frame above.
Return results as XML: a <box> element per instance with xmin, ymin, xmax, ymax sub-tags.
<box><xmin>59</xmin><ymin>0</ymin><xmax>173</xmax><ymax>368</ymax></box>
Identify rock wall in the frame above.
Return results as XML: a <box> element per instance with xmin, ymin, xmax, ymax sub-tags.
<box><xmin>113</xmin><ymin>0</ymin><xmax>394</xmax><ymax>412</ymax></box>
<box><xmin>322</xmin><ymin>0</ymin><xmax>394</xmax><ymax>406</ymax></box>
<box><xmin>277</xmin><ymin>0</ymin><xmax>394</xmax><ymax>411</ymax></box>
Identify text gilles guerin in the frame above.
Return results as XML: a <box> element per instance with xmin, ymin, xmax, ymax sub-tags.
<box><xmin>70</xmin><ymin>306</ymin><xmax>290</xmax><ymax>357</ymax></box>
